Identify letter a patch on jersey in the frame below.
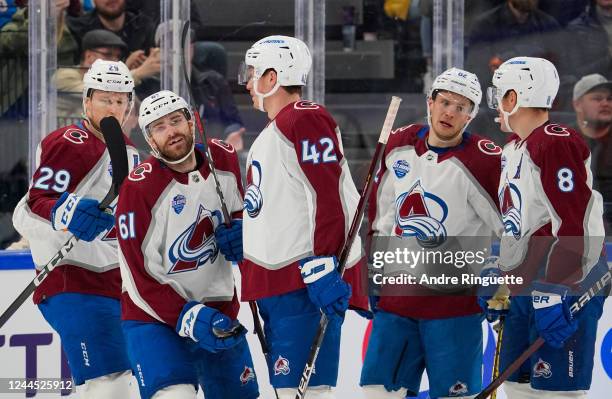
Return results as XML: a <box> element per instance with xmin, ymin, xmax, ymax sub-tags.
<box><xmin>499</xmin><ymin>177</ymin><xmax>522</xmax><ymax>239</ymax></box>
<box><xmin>394</xmin><ymin>179</ymin><xmax>448</xmax><ymax>247</ymax></box>
<box><xmin>168</xmin><ymin>205</ymin><xmax>220</xmax><ymax>274</ymax></box>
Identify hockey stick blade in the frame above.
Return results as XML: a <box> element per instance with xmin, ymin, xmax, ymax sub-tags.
<box><xmin>0</xmin><ymin>118</ymin><xmax>128</xmax><ymax>329</ymax></box>
<box><xmin>475</xmin><ymin>265</ymin><xmax>611</xmax><ymax>399</ymax></box>
<box><xmin>99</xmin><ymin>116</ymin><xmax>129</xmax><ymax>207</ymax></box>
<box><xmin>296</xmin><ymin>96</ymin><xmax>402</xmax><ymax>399</ymax></box>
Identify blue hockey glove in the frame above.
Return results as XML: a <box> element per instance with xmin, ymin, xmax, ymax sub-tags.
<box><xmin>532</xmin><ymin>282</ymin><xmax>578</xmax><ymax>348</ymax></box>
<box><xmin>176</xmin><ymin>301</ymin><xmax>247</xmax><ymax>353</ymax></box>
<box><xmin>477</xmin><ymin>257</ymin><xmax>510</xmax><ymax>322</ymax></box>
<box><xmin>51</xmin><ymin>192</ymin><xmax>114</xmax><ymax>242</ymax></box>
<box><xmin>299</xmin><ymin>256</ymin><xmax>351</xmax><ymax>318</ymax></box>
<box><xmin>214</xmin><ymin>219</ymin><xmax>243</xmax><ymax>262</ymax></box>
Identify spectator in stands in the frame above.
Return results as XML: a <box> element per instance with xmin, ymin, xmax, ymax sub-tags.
<box><xmin>155</xmin><ymin>23</ymin><xmax>245</xmax><ymax>150</ymax></box>
<box><xmin>55</xmin><ymin>29</ymin><xmax>159</xmax><ymax>122</ymax></box>
<box><xmin>572</xmin><ymin>73</ymin><xmax>612</xmax><ymax>230</ymax></box>
<box><xmin>538</xmin><ymin>0</ymin><xmax>589</xmax><ymax>26</ymax></box>
<box><xmin>465</xmin><ymin>0</ymin><xmax>561</xmax><ymax>88</ymax></box>
<box><xmin>562</xmin><ymin>0</ymin><xmax>612</xmax><ymax>82</ymax></box>
<box><xmin>66</xmin><ymin>0</ymin><xmax>158</xmax><ymax>74</ymax></box>
<box><xmin>0</xmin><ymin>0</ymin><xmax>78</xmax><ymax>117</ymax></box>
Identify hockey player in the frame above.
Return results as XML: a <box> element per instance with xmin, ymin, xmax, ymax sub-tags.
<box><xmin>484</xmin><ymin>56</ymin><xmax>608</xmax><ymax>398</ymax></box>
<box><xmin>237</xmin><ymin>35</ymin><xmax>367</xmax><ymax>398</ymax></box>
<box><xmin>360</xmin><ymin>68</ymin><xmax>504</xmax><ymax>399</ymax></box>
<box><xmin>116</xmin><ymin>90</ymin><xmax>259</xmax><ymax>399</ymax></box>
<box><xmin>12</xmin><ymin>59</ymin><xmax>140</xmax><ymax>397</ymax></box>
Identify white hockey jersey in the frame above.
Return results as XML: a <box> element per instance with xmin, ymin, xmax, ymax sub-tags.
<box><xmin>117</xmin><ymin>143</ymin><xmax>243</xmax><ymax>325</ymax></box>
<box><xmin>12</xmin><ymin>122</ymin><xmax>139</xmax><ymax>303</ymax></box>
<box><xmin>498</xmin><ymin>123</ymin><xmax>606</xmax><ymax>289</ymax></box>
<box><xmin>241</xmin><ymin>100</ymin><xmax>365</xmax><ymax>303</ymax></box>
<box><xmin>368</xmin><ymin>124</ymin><xmax>504</xmax><ymax>318</ymax></box>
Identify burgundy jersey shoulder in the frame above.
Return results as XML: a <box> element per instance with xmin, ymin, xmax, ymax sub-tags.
<box><xmin>41</xmin><ymin>124</ymin><xmax>106</xmax><ymax>164</ymax></box>
<box><xmin>204</xmin><ymin>139</ymin><xmax>242</xmax><ymax>187</ymax></box>
<box><xmin>274</xmin><ymin>100</ymin><xmax>338</xmax><ymax>142</ymax></box>
<box><xmin>525</xmin><ymin>123</ymin><xmax>590</xmax><ymax>167</ymax></box>
<box><xmin>120</xmin><ymin>156</ymin><xmax>173</xmax><ymax>208</ymax></box>
<box><xmin>455</xmin><ymin>132</ymin><xmax>503</xmax><ymax>171</ymax></box>
<box><xmin>386</xmin><ymin>123</ymin><xmax>427</xmax><ymax>153</ymax></box>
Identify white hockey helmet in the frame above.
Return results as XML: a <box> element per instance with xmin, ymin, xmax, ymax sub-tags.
<box><xmin>238</xmin><ymin>35</ymin><xmax>312</xmax><ymax>111</ymax></box>
<box><xmin>429</xmin><ymin>67</ymin><xmax>482</xmax><ymax>119</ymax></box>
<box><xmin>82</xmin><ymin>59</ymin><xmax>135</xmax><ymax>127</ymax></box>
<box><xmin>138</xmin><ymin>90</ymin><xmax>195</xmax><ymax>165</ymax></box>
<box><xmin>487</xmin><ymin>56</ymin><xmax>559</xmax><ymax>111</ymax></box>
<box><xmin>83</xmin><ymin>59</ymin><xmax>134</xmax><ymax>97</ymax></box>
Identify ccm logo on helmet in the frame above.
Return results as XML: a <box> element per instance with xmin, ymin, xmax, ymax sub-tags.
<box><xmin>106</xmin><ymin>79</ymin><xmax>123</xmax><ymax>84</ymax></box>
<box><xmin>153</xmin><ymin>102</ymin><xmax>170</xmax><ymax>111</ymax></box>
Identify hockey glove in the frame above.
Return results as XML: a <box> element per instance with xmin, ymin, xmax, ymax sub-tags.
<box><xmin>176</xmin><ymin>301</ymin><xmax>247</xmax><ymax>353</ymax></box>
<box><xmin>299</xmin><ymin>256</ymin><xmax>351</xmax><ymax>318</ymax></box>
<box><xmin>214</xmin><ymin>219</ymin><xmax>243</xmax><ymax>262</ymax></box>
<box><xmin>51</xmin><ymin>192</ymin><xmax>114</xmax><ymax>242</ymax></box>
<box><xmin>532</xmin><ymin>282</ymin><xmax>578</xmax><ymax>348</ymax></box>
<box><xmin>477</xmin><ymin>257</ymin><xmax>510</xmax><ymax>322</ymax></box>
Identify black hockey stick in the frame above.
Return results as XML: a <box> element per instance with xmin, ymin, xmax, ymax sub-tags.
<box><xmin>295</xmin><ymin>96</ymin><xmax>402</xmax><ymax>399</ymax></box>
<box><xmin>475</xmin><ymin>265</ymin><xmax>612</xmax><ymax>399</ymax></box>
<box><xmin>180</xmin><ymin>21</ymin><xmax>277</xmax><ymax>398</ymax></box>
<box><xmin>180</xmin><ymin>21</ymin><xmax>231</xmax><ymax>224</ymax></box>
<box><xmin>0</xmin><ymin>117</ymin><xmax>128</xmax><ymax>329</ymax></box>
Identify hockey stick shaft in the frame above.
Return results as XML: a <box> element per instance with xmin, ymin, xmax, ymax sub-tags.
<box><xmin>475</xmin><ymin>266</ymin><xmax>612</xmax><ymax>399</ymax></box>
<box><xmin>180</xmin><ymin>21</ymin><xmax>231</xmax><ymax>225</ymax></box>
<box><xmin>296</xmin><ymin>96</ymin><xmax>402</xmax><ymax>399</ymax></box>
<box><xmin>490</xmin><ymin>316</ymin><xmax>505</xmax><ymax>399</ymax></box>
<box><xmin>0</xmin><ymin>117</ymin><xmax>128</xmax><ymax>329</ymax></box>
<box><xmin>180</xmin><ymin>21</ymin><xmax>278</xmax><ymax>399</ymax></box>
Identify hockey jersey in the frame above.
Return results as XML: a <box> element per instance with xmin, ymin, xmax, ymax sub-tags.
<box><xmin>117</xmin><ymin>143</ymin><xmax>243</xmax><ymax>326</ymax></box>
<box><xmin>498</xmin><ymin>122</ymin><xmax>606</xmax><ymax>289</ymax></box>
<box><xmin>12</xmin><ymin>122</ymin><xmax>140</xmax><ymax>304</ymax></box>
<box><xmin>241</xmin><ymin>101</ymin><xmax>365</xmax><ymax>302</ymax></box>
<box><xmin>369</xmin><ymin>124</ymin><xmax>504</xmax><ymax>319</ymax></box>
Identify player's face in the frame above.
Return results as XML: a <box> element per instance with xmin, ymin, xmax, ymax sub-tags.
<box><xmin>579</xmin><ymin>89</ymin><xmax>612</xmax><ymax>126</ymax></box>
<box><xmin>147</xmin><ymin>110</ymin><xmax>194</xmax><ymax>161</ymax></box>
<box><xmin>85</xmin><ymin>91</ymin><xmax>130</xmax><ymax>130</ymax></box>
<box><xmin>428</xmin><ymin>91</ymin><xmax>472</xmax><ymax>140</ymax></box>
<box><xmin>245</xmin><ymin>68</ymin><xmax>276</xmax><ymax>108</ymax></box>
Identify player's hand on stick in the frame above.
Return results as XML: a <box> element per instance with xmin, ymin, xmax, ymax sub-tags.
<box><xmin>51</xmin><ymin>192</ymin><xmax>114</xmax><ymax>241</ymax></box>
<box><xmin>299</xmin><ymin>256</ymin><xmax>351</xmax><ymax>318</ymax></box>
<box><xmin>214</xmin><ymin>219</ymin><xmax>243</xmax><ymax>262</ymax></box>
<box><xmin>477</xmin><ymin>257</ymin><xmax>510</xmax><ymax>322</ymax></box>
<box><xmin>532</xmin><ymin>282</ymin><xmax>578</xmax><ymax>348</ymax></box>
<box><xmin>177</xmin><ymin>301</ymin><xmax>247</xmax><ymax>353</ymax></box>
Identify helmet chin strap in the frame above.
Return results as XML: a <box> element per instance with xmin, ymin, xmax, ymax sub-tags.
<box><xmin>253</xmin><ymin>77</ymin><xmax>281</xmax><ymax>112</ymax></box>
<box><xmin>499</xmin><ymin>102</ymin><xmax>520</xmax><ymax>132</ymax></box>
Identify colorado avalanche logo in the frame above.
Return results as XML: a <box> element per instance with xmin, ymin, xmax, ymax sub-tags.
<box><xmin>499</xmin><ymin>177</ymin><xmax>522</xmax><ymax>239</ymax></box>
<box><xmin>168</xmin><ymin>205</ymin><xmax>221</xmax><ymax>274</ymax></box>
<box><xmin>533</xmin><ymin>358</ymin><xmax>552</xmax><ymax>378</ymax></box>
<box><xmin>244</xmin><ymin>160</ymin><xmax>263</xmax><ymax>218</ymax></box>
<box><xmin>394</xmin><ymin>180</ymin><xmax>448</xmax><ymax>248</ymax></box>
<box><xmin>273</xmin><ymin>355</ymin><xmax>290</xmax><ymax>376</ymax></box>
<box><xmin>240</xmin><ymin>366</ymin><xmax>255</xmax><ymax>385</ymax></box>
<box><xmin>449</xmin><ymin>381</ymin><xmax>468</xmax><ymax>396</ymax></box>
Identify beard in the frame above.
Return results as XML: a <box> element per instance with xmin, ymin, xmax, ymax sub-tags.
<box><xmin>97</xmin><ymin>2</ymin><xmax>126</xmax><ymax>20</ymax></box>
<box><xmin>159</xmin><ymin>133</ymin><xmax>194</xmax><ymax>162</ymax></box>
